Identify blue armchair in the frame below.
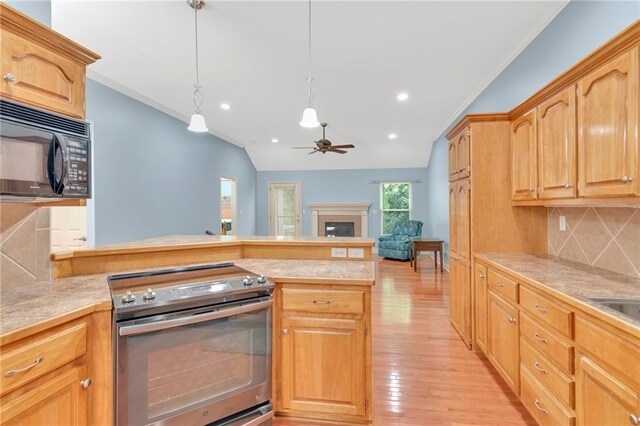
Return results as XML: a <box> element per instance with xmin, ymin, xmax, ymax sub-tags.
<box><xmin>378</xmin><ymin>220</ymin><xmax>423</xmax><ymax>260</ymax></box>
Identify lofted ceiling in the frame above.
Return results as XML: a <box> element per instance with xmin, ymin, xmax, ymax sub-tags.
<box><xmin>51</xmin><ymin>1</ymin><xmax>567</xmax><ymax>171</ymax></box>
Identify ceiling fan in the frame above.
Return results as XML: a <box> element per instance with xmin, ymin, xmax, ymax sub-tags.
<box><xmin>292</xmin><ymin>123</ymin><xmax>355</xmax><ymax>154</ymax></box>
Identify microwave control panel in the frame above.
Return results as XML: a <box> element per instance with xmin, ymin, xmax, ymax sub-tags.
<box><xmin>65</xmin><ymin>137</ymin><xmax>89</xmax><ymax>196</ymax></box>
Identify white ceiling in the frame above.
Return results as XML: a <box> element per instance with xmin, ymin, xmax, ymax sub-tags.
<box><xmin>51</xmin><ymin>1</ymin><xmax>567</xmax><ymax>171</ymax></box>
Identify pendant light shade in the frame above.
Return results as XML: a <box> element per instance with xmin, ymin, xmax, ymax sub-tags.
<box><xmin>188</xmin><ymin>113</ymin><xmax>208</xmax><ymax>132</ymax></box>
<box><xmin>299</xmin><ymin>107</ymin><xmax>320</xmax><ymax>128</ymax></box>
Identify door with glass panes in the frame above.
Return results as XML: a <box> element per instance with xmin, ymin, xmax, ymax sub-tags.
<box><xmin>269</xmin><ymin>182</ymin><xmax>302</xmax><ymax>236</ymax></box>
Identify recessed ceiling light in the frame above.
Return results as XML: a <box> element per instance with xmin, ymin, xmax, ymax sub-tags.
<box><xmin>396</xmin><ymin>92</ymin><xmax>409</xmax><ymax>101</ymax></box>
<box><xmin>388</xmin><ymin>133</ymin><xmax>397</xmax><ymax>140</ymax></box>
<box><xmin>271</xmin><ymin>138</ymin><xmax>279</xmax><ymax>143</ymax></box>
<box><xmin>220</xmin><ymin>103</ymin><xmax>231</xmax><ymax>110</ymax></box>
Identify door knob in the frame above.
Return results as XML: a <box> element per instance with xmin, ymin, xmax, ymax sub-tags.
<box><xmin>73</xmin><ymin>236</ymin><xmax>87</xmax><ymax>242</ymax></box>
<box><xmin>3</xmin><ymin>73</ymin><xmax>16</xmax><ymax>83</ymax></box>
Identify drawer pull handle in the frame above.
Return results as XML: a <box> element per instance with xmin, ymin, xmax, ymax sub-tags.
<box><xmin>533</xmin><ymin>332</ymin><xmax>548</xmax><ymax>344</ymax></box>
<box><xmin>534</xmin><ymin>399</ymin><xmax>549</xmax><ymax>415</ymax></box>
<box><xmin>4</xmin><ymin>356</ymin><xmax>44</xmax><ymax>378</ymax></box>
<box><xmin>630</xmin><ymin>414</ymin><xmax>639</xmax><ymax>425</ymax></box>
<box><xmin>312</xmin><ymin>299</ymin><xmax>332</xmax><ymax>305</ymax></box>
<box><xmin>3</xmin><ymin>73</ymin><xmax>16</xmax><ymax>83</ymax></box>
<box><xmin>496</xmin><ymin>281</ymin><xmax>504</xmax><ymax>288</ymax></box>
<box><xmin>534</xmin><ymin>304</ymin><xmax>548</xmax><ymax>314</ymax></box>
<box><xmin>533</xmin><ymin>362</ymin><xmax>548</xmax><ymax>374</ymax></box>
<box><xmin>80</xmin><ymin>378</ymin><xmax>92</xmax><ymax>389</ymax></box>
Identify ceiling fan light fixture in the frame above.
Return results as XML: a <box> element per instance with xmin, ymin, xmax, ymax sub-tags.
<box><xmin>299</xmin><ymin>107</ymin><xmax>320</xmax><ymax>128</ymax></box>
<box><xmin>188</xmin><ymin>113</ymin><xmax>208</xmax><ymax>132</ymax></box>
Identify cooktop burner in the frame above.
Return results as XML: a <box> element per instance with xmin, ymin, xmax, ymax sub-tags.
<box><xmin>108</xmin><ymin>262</ymin><xmax>274</xmax><ymax>320</ymax></box>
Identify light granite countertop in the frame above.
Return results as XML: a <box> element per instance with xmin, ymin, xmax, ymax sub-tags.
<box><xmin>476</xmin><ymin>253</ymin><xmax>640</xmax><ymax>333</ymax></box>
<box><xmin>0</xmin><ymin>258</ymin><xmax>375</xmax><ymax>338</ymax></box>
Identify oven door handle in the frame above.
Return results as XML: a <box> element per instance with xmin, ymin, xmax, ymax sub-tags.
<box><xmin>118</xmin><ymin>299</ymin><xmax>272</xmax><ymax>337</ymax></box>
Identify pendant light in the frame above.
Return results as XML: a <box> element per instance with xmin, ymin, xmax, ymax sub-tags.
<box><xmin>299</xmin><ymin>0</ymin><xmax>320</xmax><ymax>128</ymax></box>
<box><xmin>187</xmin><ymin>0</ymin><xmax>208</xmax><ymax>132</ymax></box>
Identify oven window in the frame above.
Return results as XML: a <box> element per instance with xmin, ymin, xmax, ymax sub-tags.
<box><xmin>119</xmin><ymin>307</ymin><xmax>270</xmax><ymax>424</ymax></box>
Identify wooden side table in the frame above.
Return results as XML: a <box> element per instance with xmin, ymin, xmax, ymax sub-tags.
<box><xmin>410</xmin><ymin>238</ymin><xmax>444</xmax><ymax>272</ymax></box>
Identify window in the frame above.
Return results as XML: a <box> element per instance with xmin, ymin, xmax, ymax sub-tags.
<box><xmin>380</xmin><ymin>182</ymin><xmax>412</xmax><ymax>234</ymax></box>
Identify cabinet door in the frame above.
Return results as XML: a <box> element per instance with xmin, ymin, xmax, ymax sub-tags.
<box><xmin>538</xmin><ymin>87</ymin><xmax>577</xmax><ymax>199</ymax></box>
<box><xmin>457</xmin><ymin>179</ymin><xmax>471</xmax><ymax>263</ymax></box>
<box><xmin>449</xmin><ymin>183</ymin><xmax>458</xmax><ymax>254</ymax></box>
<box><xmin>449</xmin><ymin>252</ymin><xmax>460</xmax><ymax>331</ymax></box>
<box><xmin>577</xmin><ymin>47</ymin><xmax>639</xmax><ymax>197</ymax></box>
<box><xmin>280</xmin><ymin>316</ymin><xmax>366</xmax><ymax>417</ymax></box>
<box><xmin>457</xmin><ymin>129</ymin><xmax>471</xmax><ymax>180</ymax></box>
<box><xmin>449</xmin><ymin>140</ymin><xmax>458</xmax><ymax>182</ymax></box>
<box><xmin>0</xmin><ymin>29</ymin><xmax>86</xmax><ymax>119</ymax></box>
<box><xmin>576</xmin><ymin>354</ymin><xmax>640</xmax><ymax>426</ymax></box>
<box><xmin>488</xmin><ymin>291</ymin><xmax>519</xmax><ymax>393</ymax></box>
<box><xmin>474</xmin><ymin>263</ymin><xmax>488</xmax><ymax>353</ymax></box>
<box><xmin>512</xmin><ymin>110</ymin><xmax>538</xmax><ymax>201</ymax></box>
<box><xmin>1</xmin><ymin>364</ymin><xmax>88</xmax><ymax>425</ymax></box>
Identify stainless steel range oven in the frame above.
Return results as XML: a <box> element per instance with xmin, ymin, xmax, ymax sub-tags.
<box><xmin>109</xmin><ymin>263</ymin><xmax>274</xmax><ymax>426</ymax></box>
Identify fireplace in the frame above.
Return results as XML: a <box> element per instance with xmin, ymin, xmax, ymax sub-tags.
<box><xmin>309</xmin><ymin>203</ymin><xmax>371</xmax><ymax>238</ymax></box>
<box><xmin>325</xmin><ymin>221</ymin><xmax>355</xmax><ymax>237</ymax></box>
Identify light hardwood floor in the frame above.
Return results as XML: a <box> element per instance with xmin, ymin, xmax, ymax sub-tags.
<box><xmin>274</xmin><ymin>256</ymin><xmax>536</xmax><ymax>426</ymax></box>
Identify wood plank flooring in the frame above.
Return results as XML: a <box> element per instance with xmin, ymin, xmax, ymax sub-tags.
<box><xmin>274</xmin><ymin>256</ymin><xmax>536</xmax><ymax>426</ymax></box>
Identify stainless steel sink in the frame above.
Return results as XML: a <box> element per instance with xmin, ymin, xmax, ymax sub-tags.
<box><xmin>587</xmin><ymin>297</ymin><xmax>640</xmax><ymax>321</ymax></box>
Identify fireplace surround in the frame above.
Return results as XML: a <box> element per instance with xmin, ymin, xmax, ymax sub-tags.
<box><xmin>309</xmin><ymin>203</ymin><xmax>371</xmax><ymax>238</ymax></box>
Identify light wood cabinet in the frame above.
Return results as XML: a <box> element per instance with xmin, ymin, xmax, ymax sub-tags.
<box><xmin>487</xmin><ymin>291</ymin><xmax>519</xmax><ymax>394</ymax></box>
<box><xmin>448</xmin><ymin>183</ymin><xmax>458</xmax><ymax>254</ymax></box>
<box><xmin>0</xmin><ymin>364</ymin><xmax>88</xmax><ymax>425</ymax></box>
<box><xmin>575</xmin><ymin>354</ymin><xmax>639</xmax><ymax>426</ymax></box>
<box><xmin>474</xmin><ymin>263</ymin><xmax>488</xmax><ymax>353</ymax></box>
<box><xmin>274</xmin><ymin>283</ymin><xmax>372</xmax><ymax>424</ymax></box>
<box><xmin>577</xmin><ymin>47</ymin><xmax>639</xmax><ymax>198</ymax></box>
<box><xmin>448</xmin><ymin>127</ymin><xmax>470</xmax><ymax>181</ymax></box>
<box><xmin>537</xmin><ymin>87</ymin><xmax>577</xmax><ymax>199</ymax></box>
<box><xmin>280</xmin><ymin>316</ymin><xmax>366</xmax><ymax>417</ymax></box>
<box><xmin>456</xmin><ymin>180</ymin><xmax>470</xmax><ymax>263</ymax></box>
<box><xmin>448</xmin><ymin>140</ymin><xmax>458</xmax><ymax>181</ymax></box>
<box><xmin>0</xmin><ymin>4</ymin><xmax>100</xmax><ymax>119</ymax></box>
<box><xmin>511</xmin><ymin>109</ymin><xmax>538</xmax><ymax>201</ymax></box>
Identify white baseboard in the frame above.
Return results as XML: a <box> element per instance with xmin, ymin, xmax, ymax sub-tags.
<box><xmin>423</xmin><ymin>252</ymin><xmax>449</xmax><ymax>272</ymax></box>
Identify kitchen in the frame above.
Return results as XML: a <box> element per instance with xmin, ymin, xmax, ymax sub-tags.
<box><xmin>1</xmin><ymin>1</ymin><xmax>640</xmax><ymax>426</ymax></box>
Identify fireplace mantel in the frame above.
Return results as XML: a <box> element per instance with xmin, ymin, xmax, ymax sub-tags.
<box><xmin>309</xmin><ymin>203</ymin><xmax>371</xmax><ymax>238</ymax></box>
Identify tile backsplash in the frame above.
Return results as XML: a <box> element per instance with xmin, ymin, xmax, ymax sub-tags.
<box><xmin>548</xmin><ymin>207</ymin><xmax>640</xmax><ymax>278</ymax></box>
<box><xmin>0</xmin><ymin>204</ymin><xmax>51</xmax><ymax>292</ymax></box>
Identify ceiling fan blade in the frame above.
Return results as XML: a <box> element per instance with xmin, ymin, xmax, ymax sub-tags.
<box><xmin>330</xmin><ymin>144</ymin><xmax>355</xmax><ymax>149</ymax></box>
<box><xmin>308</xmin><ymin>149</ymin><xmax>319</xmax><ymax>154</ymax></box>
<box><xmin>330</xmin><ymin>149</ymin><xmax>348</xmax><ymax>154</ymax></box>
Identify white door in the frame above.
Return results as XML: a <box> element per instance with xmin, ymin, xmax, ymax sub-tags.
<box><xmin>269</xmin><ymin>182</ymin><xmax>302</xmax><ymax>236</ymax></box>
<box><xmin>50</xmin><ymin>207</ymin><xmax>87</xmax><ymax>252</ymax></box>
<box><xmin>220</xmin><ymin>176</ymin><xmax>237</xmax><ymax>235</ymax></box>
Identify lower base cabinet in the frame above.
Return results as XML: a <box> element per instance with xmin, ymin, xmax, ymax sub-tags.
<box><xmin>575</xmin><ymin>354</ymin><xmax>640</xmax><ymax>426</ymax></box>
<box><xmin>487</xmin><ymin>290</ymin><xmax>520</xmax><ymax>394</ymax></box>
<box><xmin>1</xmin><ymin>364</ymin><xmax>88</xmax><ymax>425</ymax></box>
<box><xmin>280</xmin><ymin>317</ymin><xmax>366</xmax><ymax>417</ymax></box>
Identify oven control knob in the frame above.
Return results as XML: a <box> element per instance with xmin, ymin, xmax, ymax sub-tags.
<box><xmin>121</xmin><ymin>291</ymin><xmax>136</xmax><ymax>304</ymax></box>
<box><xmin>143</xmin><ymin>288</ymin><xmax>156</xmax><ymax>301</ymax></box>
<box><xmin>243</xmin><ymin>276</ymin><xmax>253</xmax><ymax>286</ymax></box>
<box><xmin>257</xmin><ymin>275</ymin><xmax>267</xmax><ymax>284</ymax></box>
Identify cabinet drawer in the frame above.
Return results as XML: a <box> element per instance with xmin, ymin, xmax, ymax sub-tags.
<box><xmin>521</xmin><ymin>366</ymin><xmax>575</xmax><ymax>426</ymax></box>
<box><xmin>521</xmin><ymin>337</ymin><xmax>574</xmax><ymax>409</ymax></box>
<box><xmin>282</xmin><ymin>288</ymin><xmax>364</xmax><ymax>315</ymax></box>
<box><xmin>521</xmin><ymin>313</ymin><xmax>573</xmax><ymax>374</ymax></box>
<box><xmin>487</xmin><ymin>270</ymin><xmax>518</xmax><ymax>303</ymax></box>
<box><xmin>1</xmin><ymin>323</ymin><xmax>87</xmax><ymax>396</ymax></box>
<box><xmin>520</xmin><ymin>286</ymin><xmax>572</xmax><ymax>337</ymax></box>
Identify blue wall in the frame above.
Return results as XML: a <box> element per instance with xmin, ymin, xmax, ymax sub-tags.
<box><xmin>86</xmin><ymin>80</ymin><xmax>257</xmax><ymax>245</ymax></box>
<box><xmin>256</xmin><ymin>168</ymin><xmax>428</xmax><ymax>241</ymax></box>
<box><xmin>425</xmin><ymin>1</ymin><xmax>640</xmax><ymax>267</ymax></box>
<box><xmin>7</xmin><ymin>1</ymin><xmax>51</xmax><ymax>26</ymax></box>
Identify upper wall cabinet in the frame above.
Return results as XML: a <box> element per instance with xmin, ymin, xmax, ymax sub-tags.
<box><xmin>448</xmin><ymin>127</ymin><xmax>470</xmax><ymax>182</ymax></box>
<box><xmin>511</xmin><ymin>110</ymin><xmax>537</xmax><ymax>201</ymax></box>
<box><xmin>0</xmin><ymin>4</ymin><xmax>100</xmax><ymax>118</ymax></box>
<box><xmin>577</xmin><ymin>47</ymin><xmax>639</xmax><ymax>198</ymax></box>
<box><xmin>537</xmin><ymin>87</ymin><xmax>576</xmax><ymax>200</ymax></box>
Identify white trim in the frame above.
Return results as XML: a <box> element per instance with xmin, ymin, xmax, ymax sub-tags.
<box><xmin>268</xmin><ymin>181</ymin><xmax>302</xmax><ymax>237</ymax></box>
<box><xmin>379</xmin><ymin>182</ymin><xmax>413</xmax><ymax>235</ymax></box>
<box><xmin>429</xmin><ymin>0</ymin><xmax>569</xmax><ymax>163</ymax></box>
<box><xmin>308</xmin><ymin>203</ymin><xmax>371</xmax><ymax>238</ymax></box>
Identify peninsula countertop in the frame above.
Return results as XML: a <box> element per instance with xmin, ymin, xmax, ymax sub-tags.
<box><xmin>476</xmin><ymin>252</ymin><xmax>640</xmax><ymax>334</ymax></box>
<box><xmin>1</xmin><ymin>257</ymin><xmax>375</xmax><ymax>342</ymax></box>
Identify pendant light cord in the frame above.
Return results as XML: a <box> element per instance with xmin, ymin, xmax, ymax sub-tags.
<box><xmin>193</xmin><ymin>4</ymin><xmax>204</xmax><ymax>113</ymax></box>
<box><xmin>306</xmin><ymin>0</ymin><xmax>314</xmax><ymax>106</ymax></box>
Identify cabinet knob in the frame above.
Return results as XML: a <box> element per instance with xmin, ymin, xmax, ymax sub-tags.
<box><xmin>508</xmin><ymin>317</ymin><xmax>516</xmax><ymax>324</ymax></box>
<box><xmin>3</xmin><ymin>73</ymin><xmax>16</xmax><ymax>83</ymax></box>
<box><xmin>564</xmin><ymin>183</ymin><xmax>573</xmax><ymax>189</ymax></box>
<box><xmin>630</xmin><ymin>414</ymin><xmax>639</xmax><ymax>425</ymax></box>
<box><xmin>528</xmin><ymin>188</ymin><xmax>535</xmax><ymax>192</ymax></box>
<box><xmin>479</xmin><ymin>273</ymin><xmax>485</xmax><ymax>279</ymax></box>
<box><xmin>622</xmin><ymin>176</ymin><xmax>633</xmax><ymax>183</ymax></box>
<box><xmin>282</xmin><ymin>328</ymin><xmax>288</xmax><ymax>335</ymax></box>
<box><xmin>80</xmin><ymin>378</ymin><xmax>92</xmax><ymax>389</ymax></box>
